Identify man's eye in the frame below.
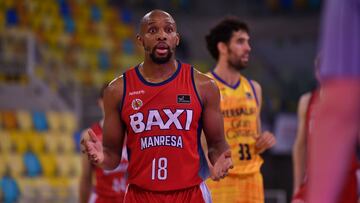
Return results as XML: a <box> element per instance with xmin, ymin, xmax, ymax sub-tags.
<box><xmin>149</xmin><ymin>28</ymin><xmax>156</xmax><ymax>33</ymax></box>
<box><xmin>238</xmin><ymin>40</ymin><xmax>245</xmax><ymax>44</ymax></box>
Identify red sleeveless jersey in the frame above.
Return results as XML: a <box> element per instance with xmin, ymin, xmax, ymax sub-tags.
<box><xmin>293</xmin><ymin>89</ymin><xmax>358</xmax><ymax>202</ymax></box>
<box><xmin>90</xmin><ymin>122</ymin><xmax>128</xmax><ymax>199</ymax></box>
<box><xmin>121</xmin><ymin>61</ymin><xmax>208</xmax><ymax>191</ymax></box>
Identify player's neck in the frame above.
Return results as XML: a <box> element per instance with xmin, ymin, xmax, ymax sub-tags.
<box><xmin>214</xmin><ymin>61</ymin><xmax>241</xmax><ymax>86</ymax></box>
<box><xmin>140</xmin><ymin>59</ymin><xmax>178</xmax><ymax>83</ymax></box>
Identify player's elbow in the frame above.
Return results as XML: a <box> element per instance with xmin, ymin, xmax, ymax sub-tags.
<box><xmin>102</xmin><ymin>141</ymin><xmax>120</xmax><ymax>155</ymax></box>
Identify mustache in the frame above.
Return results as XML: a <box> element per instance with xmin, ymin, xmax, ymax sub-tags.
<box><xmin>152</xmin><ymin>46</ymin><xmax>170</xmax><ymax>53</ymax></box>
<box><xmin>144</xmin><ymin>46</ymin><xmax>172</xmax><ymax>53</ymax></box>
<box><xmin>143</xmin><ymin>42</ymin><xmax>175</xmax><ymax>53</ymax></box>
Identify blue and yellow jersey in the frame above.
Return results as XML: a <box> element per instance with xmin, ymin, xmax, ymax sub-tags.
<box><xmin>208</xmin><ymin>71</ymin><xmax>263</xmax><ymax>175</ymax></box>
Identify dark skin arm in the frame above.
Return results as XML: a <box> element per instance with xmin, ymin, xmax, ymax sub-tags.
<box><xmin>84</xmin><ymin>69</ymin><xmax>232</xmax><ymax>178</ymax></box>
<box><xmin>194</xmin><ymin>69</ymin><xmax>232</xmax><ymax>179</ymax></box>
<box><xmin>82</xmin><ymin>76</ymin><xmax>126</xmax><ymax>170</ymax></box>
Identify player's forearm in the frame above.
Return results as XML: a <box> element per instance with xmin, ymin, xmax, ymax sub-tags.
<box><xmin>79</xmin><ymin>179</ymin><xmax>92</xmax><ymax>203</ymax></box>
<box><xmin>293</xmin><ymin>166</ymin><xmax>305</xmax><ymax>193</ymax></box>
<box><xmin>292</xmin><ymin>145</ymin><xmax>306</xmax><ymax>192</ymax></box>
<box><xmin>255</xmin><ymin>146</ymin><xmax>269</xmax><ymax>154</ymax></box>
<box><xmin>100</xmin><ymin>147</ymin><xmax>122</xmax><ymax>170</ymax></box>
<box><xmin>200</xmin><ymin>134</ymin><xmax>213</xmax><ymax>168</ymax></box>
<box><xmin>207</xmin><ymin>140</ymin><xmax>230</xmax><ymax>165</ymax></box>
<box><xmin>101</xmin><ymin>129</ymin><xmax>124</xmax><ymax>170</ymax></box>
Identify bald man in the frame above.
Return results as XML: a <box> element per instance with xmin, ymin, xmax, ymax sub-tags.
<box><xmin>81</xmin><ymin>10</ymin><xmax>233</xmax><ymax>203</ymax></box>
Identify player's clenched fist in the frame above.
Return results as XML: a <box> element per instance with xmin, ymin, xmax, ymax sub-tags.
<box><xmin>210</xmin><ymin>149</ymin><xmax>233</xmax><ymax>181</ymax></box>
<box><xmin>81</xmin><ymin>129</ymin><xmax>104</xmax><ymax>165</ymax></box>
<box><xmin>255</xmin><ymin>131</ymin><xmax>276</xmax><ymax>154</ymax></box>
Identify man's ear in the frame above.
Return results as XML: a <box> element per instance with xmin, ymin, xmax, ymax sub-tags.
<box><xmin>136</xmin><ymin>34</ymin><xmax>142</xmax><ymax>42</ymax></box>
<box><xmin>136</xmin><ymin>34</ymin><xmax>143</xmax><ymax>46</ymax></box>
<box><xmin>217</xmin><ymin>42</ymin><xmax>228</xmax><ymax>56</ymax></box>
<box><xmin>176</xmin><ymin>33</ymin><xmax>180</xmax><ymax>46</ymax></box>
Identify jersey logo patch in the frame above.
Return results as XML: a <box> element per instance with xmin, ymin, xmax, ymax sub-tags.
<box><xmin>132</xmin><ymin>99</ymin><xmax>143</xmax><ymax>110</ymax></box>
<box><xmin>177</xmin><ymin>95</ymin><xmax>190</xmax><ymax>104</ymax></box>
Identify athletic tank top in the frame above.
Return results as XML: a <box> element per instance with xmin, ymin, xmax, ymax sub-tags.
<box><xmin>208</xmin><ymin>72</ymin><xmax>263</xmax><ymax>175</ymax></box>
<box><xmin>90</xmin><ymin>122</ymin><xmax>128</xmax><ymax>197</ymax></box>
<box><xmin>121</xmin><ymin>61</ymin><xmax>208</xmax><ymax>191</ymax></box>
<box><xmin>300</xmin><ymin>89</ymin><xmax>358</xmax><ymax>203</ymax></box>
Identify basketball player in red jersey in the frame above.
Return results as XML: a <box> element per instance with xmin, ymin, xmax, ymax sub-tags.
<box><xmin>292</xmin><ymin>59</ymin><xmax>358</xmax><ymax>203</ymax></box>
<box><xmin>82</xmin><ymin>10</ymin><xmax>233</xmax><ymax>203</ymax></box>
<box><xmin>80</xmin><ymin>84</ymin><xmax>128</xmax><ymax>203</ymax></box>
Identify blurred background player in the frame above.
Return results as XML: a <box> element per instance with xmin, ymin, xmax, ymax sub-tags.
<box><xmin>308</xmin><ymin>0</ymin><xmax>360</xmax><ymax>202</ymax></box>
<box><xmin>79</xmin><ymin>83</ymin><xmax>128</xmax><ymax>203</ymax></box>
<box><xmin>203</xmin><ymin>17</ymin><xmax>276</xmax><ymax>203</ymax></box>
<box><xmin>292</xmin><ymin>58</ymin><xmax>358</xmax><ymax>203</ymax></box>
<box><xmin>82</xmin><ymin>10</ymin><xmax>233</xmax><ymax>203</ymax></box>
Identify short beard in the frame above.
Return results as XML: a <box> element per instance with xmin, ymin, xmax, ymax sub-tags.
<box><xmin>227</xmin><ymin>47</ymin><xmax>248</xmax><ymax>71</ymax></box>
<box><xmin>228</xmin><ymin>59</ymin><xmax>247</xmax><ymax>71</ymax></box>
<box><xmin>150</xmin><ymin>48</ymin><xmax>172</xmax><ymax>64</ymax></box>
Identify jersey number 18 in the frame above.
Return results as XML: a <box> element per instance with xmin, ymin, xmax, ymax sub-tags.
<box><xmin>151</xmin><ymin>157</ymin><xmax>168</xmax><ymax>180</ymax></box>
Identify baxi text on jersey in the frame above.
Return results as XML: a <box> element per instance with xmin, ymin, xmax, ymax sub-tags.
<box><xmin>141</xmin><ymin>135</ymin><xmax>183</xmax><ymax>150</ymax></box>
<box><xmin>129</xmin><ymin>109</ymin><xmax>193</xmax><ymax>133</ymax></box>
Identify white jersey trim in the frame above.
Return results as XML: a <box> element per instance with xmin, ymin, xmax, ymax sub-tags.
<box><xmin>88</xmin><ymin>191</ymin><xmax>97</xmax><ymax>203</ymax></box>
<box><xmin>200</xmin><ymin>182</ymin><xmax>212</xmax><ymax>203</ymax></box>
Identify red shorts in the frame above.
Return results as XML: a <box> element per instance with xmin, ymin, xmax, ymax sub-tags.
<box><xmin>89</xmin><ymin>192</ymin><xmax>124</xmax><ymax>203</ymax></box>
<box><xmin>124</xmin><ymin>182</ymin><xmax>211</xmax><ymax>203</ymax></box>
<box><xmin>292</xmin><ymin>173</ymin><xmax>357</xmax><ymax>203</ymax></box>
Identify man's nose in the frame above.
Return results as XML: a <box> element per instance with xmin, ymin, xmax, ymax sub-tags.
<box><xmin>157</xmin><ymin>30</ymin><xmax>167</xmax><ymax>41</ymax></box>
<box><xmin>246</xmin><ymin>43</ymin><xmax>251</xmax><ymax>52</ymax></box>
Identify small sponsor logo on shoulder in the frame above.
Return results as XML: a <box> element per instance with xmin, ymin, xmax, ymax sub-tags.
<box><xmin>177</xmin><ymin>95</ymin><xmax>191</xmax><ymax>103</ymax></box>
<box><xmin>129</xmin><ymin>90</ymin><xmax>145</xmax><ymax>96</ymax></box>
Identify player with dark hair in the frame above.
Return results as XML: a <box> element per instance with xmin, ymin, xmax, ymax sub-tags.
<box><xmin>203</xmin><ymin>17</ymin><xmax>276</xmax><ymax>203</ymax></box>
